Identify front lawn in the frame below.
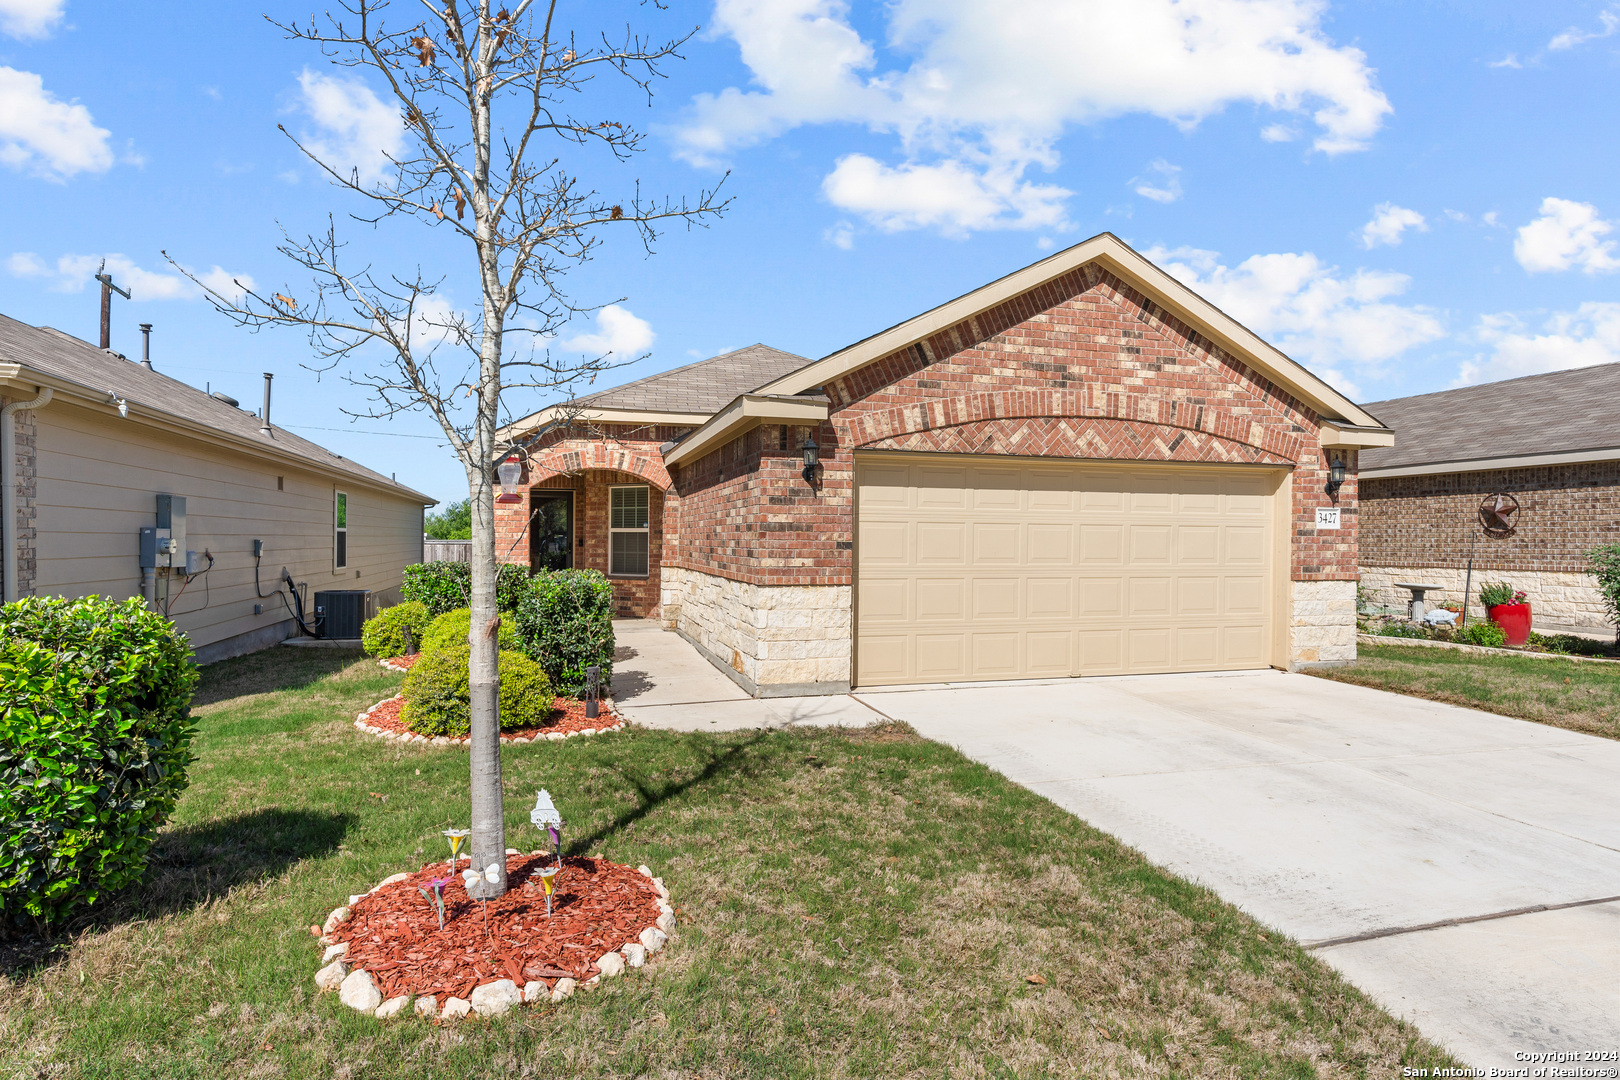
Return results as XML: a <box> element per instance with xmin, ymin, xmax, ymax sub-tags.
<box><xmin>0</xmin><ymin>649</ymin><xmax>1457</xmax><ymax>1078</ymax></box>
<box><xmin>1310</xmin><ymin>642</ymin><xmax>1620</xmax><ymax>740</ymax></box>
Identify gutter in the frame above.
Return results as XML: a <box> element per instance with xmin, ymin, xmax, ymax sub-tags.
<box><xmin>1361</xmin><ymin>444</ymin><xmax>1620</xmax><ymax>480</ymax></box>
<box><xmin>660</xmin><ymin>393</ymin><xmax>831</xmax><ymax>468</ymax></box>
<box><xmin>2</xmin><ymin>384</ymin><xmax>53</xmax><ymax>603</ymax></box>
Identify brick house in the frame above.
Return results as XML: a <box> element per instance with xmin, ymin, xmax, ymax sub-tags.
<box><xmin>497</xmin><ymin>233</ymin><xmax>1392</xmax><ymax>695</ymax></box>
<box><xmin>1358</xmin><ymin>363</ymin><xmax>1620</xmax><ymax>635</ymax></box>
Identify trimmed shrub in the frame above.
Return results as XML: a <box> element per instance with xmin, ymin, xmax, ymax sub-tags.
<box><xmin>1377</xmin><ymin>620</ymin><xmax>1430</xmax><ymax>639</ymax></box>
<box><xmin>0</xmin><ymin>595</ymin><xmax>198</xmax><ymax>930</ymax></box>
<box><xmin>419</xmin><ymin>607</ymin><xmax>522</xmax><ymax>659</ymax></box>
<box><xmin>361</xmin><ymin>601</ymin><xmax>429</xmax><ymax>658</ymax></box>
<box><xmin>514</xmin><ymin>570</ymin><xmax>615</xmax><ymax>697</ymax></box>
<box><xmin>399</xmin><ymin>646</ymin><xmax>553</xmax><ymax>736</ymax></box>
<box><xmin>1588</xmin><ymin>543</ymin><xmax>1620</xmax><ymax>646</ymax></box>
<box><xmin>401</xmin><ymin>561</ymin><xmax>531</xmax><ymax>618</ymax></box>
<box><xmin>1458</xmin><ymin>620</ymin><xmax>1507</xmax><ymax>648</ymax></box>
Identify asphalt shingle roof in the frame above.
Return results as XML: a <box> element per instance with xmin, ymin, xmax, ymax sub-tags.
<box><xmin>569</xmin><ymin>343</ymin><xmax>814</xmax><ymax>414</ymax></box>
<box><xmin>0</xmin><ymin>313</ymin><xmax>432</xmax><ymax>501</ymax></box>
<box><xmin>1360</xmin><ymin>362</ymin><xmax>1620</xmax><ymax>471</ymax></box>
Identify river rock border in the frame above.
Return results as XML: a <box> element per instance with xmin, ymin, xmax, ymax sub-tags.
<box><xmin>353</xmin><ymin>695</ymin><xmax>625</xmax><ymax>746</ymax></box>
<box><xmin>313</xmin><ymin>860</ymin><xmax>674</xmax><ymax>1020</ymax></box>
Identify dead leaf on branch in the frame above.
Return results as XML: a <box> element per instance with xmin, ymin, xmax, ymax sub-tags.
<box><xmin>413</xmin><ymin>35</ymin><xmax>437</xmax><ymax>66</ymax></box>
<box><xmin>432</xmin><ymin>203</ymin><xmax>445</xmax><ymax>221</ymax></box>
<box><xmin>274</xmin><ymin>294</ymin><xmax>298</xmax><ymax>311</ymax></box>
<box><xmin>453</xmin><ymin>187</ymin><xmax>467</xmax><ymax>219</ymax></box>
<box><xmin>610</xmin><ymin>205</ymin><xmax>623</xmax><ymax>220</ymax></box>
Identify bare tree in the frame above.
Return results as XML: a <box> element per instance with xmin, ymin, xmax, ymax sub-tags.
<box><xmin>169</xmin><ymin>0</ymin><xmax>726</xmax><ymax>898</ymax></box>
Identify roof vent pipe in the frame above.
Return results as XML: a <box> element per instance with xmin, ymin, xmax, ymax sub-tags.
<box><xmin>260</xmin><ymin>373</ymin><xmax>273</xmax><ymax>437</ymax></box>
<box><xmin>139</xmin><ymin>324</ymin><xmax>153</xmax><ymax>370</ymax></box>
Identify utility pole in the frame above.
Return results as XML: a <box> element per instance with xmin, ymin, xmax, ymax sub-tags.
<box><xmin>95</xmin><ymin>260</ymin><xmax>131</xmax><ymax>350</ymax></box>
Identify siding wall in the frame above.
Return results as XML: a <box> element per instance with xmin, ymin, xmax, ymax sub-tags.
<box><xmin>31</xmin><ymin>400</ymin><xmax>426</xmax><ymax>654</ymax></box>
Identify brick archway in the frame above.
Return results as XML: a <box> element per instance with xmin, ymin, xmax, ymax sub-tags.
<box><xmin>522</xmin><ymin>439</ymin><xmax>672</xmax><ymax>491</ymax></box>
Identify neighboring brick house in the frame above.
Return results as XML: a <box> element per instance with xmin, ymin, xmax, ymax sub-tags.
<box><xmin>1358</xmin><ymin>363</ymin><xmax>1620</xmax><ymax>635</ymax></box>
<box><xmin>498</xmin><ymin>233</ymin><xmax>1392</xmax><ymax>695</ymax></box>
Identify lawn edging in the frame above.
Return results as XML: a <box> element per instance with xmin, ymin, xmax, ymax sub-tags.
<box><xmin>1356</xmin><ymin>633</ymin><xmax>1620</xmax><ymax>665</ymax></box>
<box><xmin>354</xmin><ymin>695</ymin><xmax>625</xmax><ymax>745</ymax></box>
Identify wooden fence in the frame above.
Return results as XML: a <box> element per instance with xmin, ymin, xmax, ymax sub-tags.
<box><xmin>423</xmin><ymin>539</ymin><xmax>472</xmax><ymax>563</ymax></box>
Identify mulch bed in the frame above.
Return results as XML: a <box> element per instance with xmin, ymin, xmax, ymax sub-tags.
<box><xmin>379</xmin><ymin>654</ymin><xmax>421</xmax><ymax>673</ymax></box>
<box><xmin>357</xmin><ymin>694</ymin><xmax>622</xmax><ymax>743</ymax></box>
<box><xmin>327</xmin><ymin>855</ymin><xmax>661</xmax><ymax>1000</ymax></box>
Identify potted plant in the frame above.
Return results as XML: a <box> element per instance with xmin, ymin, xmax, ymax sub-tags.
<box><xmin>1479</xmin><ymin>582</ymin><xmax>1532</xmax><ymax>646</ymax></box>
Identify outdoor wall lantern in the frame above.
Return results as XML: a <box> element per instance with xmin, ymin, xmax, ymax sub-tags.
<box><xmin>801</xmin><ymin>432</ymin><xmax>820</xmax><ymax>484</ymax></box>
<box><xmin>1325</xmin><ymin>452</ymin><xmax>1347</xmax><ymax>499</ymax></box>
<box><xmin>495</xmin><ymin>454</ymin><xmax>525</xmax><ymax>504</ymax></box>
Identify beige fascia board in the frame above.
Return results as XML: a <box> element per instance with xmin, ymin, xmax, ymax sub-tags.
<box><xmin>662</xmin><ymin>394</ymin><xmax>830</xmax><ymax>467</ymax></box>
<box><xmin>1320</xmin><ymin>422</ymin><xmax>1396</xmax><ymax>448</ymax></box>
<box><xmin>1</xmin><ymin>363</ymin><xmax>435</xmax><ymax>504</ymax></box>
<box><xmin>498</xmin><ymin>404</ymin><xmax>713</xmax><ymax>442</ymax></box>
<box><xmin>1361</xmin><ymin>445</ymin><xmax>1620</xmax><ymax>479</ymax></box>
<box><xmin>754</xmin><ymin>233</ymin><xmax>1382</xmax><ymax>430</ymax></box>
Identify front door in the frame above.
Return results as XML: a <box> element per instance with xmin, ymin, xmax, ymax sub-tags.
<box><xmin>530</xmin><ymin>492</ymin><xmax>573</xmax><ymax>571</ymax></box>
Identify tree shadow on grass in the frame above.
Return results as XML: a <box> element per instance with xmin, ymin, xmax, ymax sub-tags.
<box><xmin>193</xmin><ymin>646</ymin><xmax>370</xmax><ymax>708</ymax></box>
<box><xmin>0</xmin><ymin>808</ymin><xmax>352</xmax><ymax>979</ymax></box>
<box><xmin>567</xmin><ymin>732</ymin><xmax>770</xmax><ymax>856</ymax></box>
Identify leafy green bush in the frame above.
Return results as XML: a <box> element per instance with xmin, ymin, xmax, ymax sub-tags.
<box><xmin>1377</xmin><ymin>621</ymin><xmax>1431</xmax><ymax>639</ymax></box>
<box><xmin>1587</xmin><ymin>543</ymin><xmax>1620</xmax><ymax>645</ymax></box>
<box><xmin>1527</xmin><ymin>631</ymin><xmax>1617</xmax><ymax>658</ymax></box>
<box><xmin>1478</xmin><ymin>581</ymin><xmax>1521</xmax><ymax>608</ymax></box>
<box><xmin>419</xmin><ymin>607</ymin><xmax>523</xmax><ymax>659</ymax></box>
<box><xmin>514</xmin><ymin>570</ymin><xmax>615</xmax><ymax>697</ymax></box>
<box><xmin>399</xmin><ymin>645</ymin><xmax>554</xmax><ymax>736</ymax></box>
<box><xmin>1458</xmin><ymin>620</ymin><xmax>1507</xmax><ymax>648</ymax></box>
<box><xmin>0</xmin><ymin>595</ymin><xmax>198</xmax><ymax>930</ymax></box>
<box><xmin>361</xmin><ymin>601</ymin><xmax>429</xmax><ymax>658</ymax></box>
<box><xmin>401</xmin><ymin>561</ymin><xmax>531</xmax><ymax>618</ymax></box>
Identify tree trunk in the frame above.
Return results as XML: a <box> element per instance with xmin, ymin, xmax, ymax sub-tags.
<box><xmin>464</xmin><ymin>449</ymin><xmax>506</xmax><ymax>898</ymax></box>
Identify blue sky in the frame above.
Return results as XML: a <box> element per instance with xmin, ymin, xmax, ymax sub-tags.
<box><xmin>2</xmin><ymin>0</ymin><xmax>1618</xmax><ymax>504</ymax></box>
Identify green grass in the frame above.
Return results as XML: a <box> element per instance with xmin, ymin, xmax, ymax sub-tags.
<box><xmin>1311</xmin><ymin>642</ymin><xmax>1620</xmax><ymax>740</ymax></box>
<box><xmin>0</xmin><ymin>648</ymin><xmax>1461</xmax><ymax>1079</ymax></box>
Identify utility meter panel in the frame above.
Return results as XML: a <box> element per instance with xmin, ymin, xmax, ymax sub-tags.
<box><xmin>155</xmin><ymin>494</ymin><xmax>186</xmax><ymax>569</ymax></box>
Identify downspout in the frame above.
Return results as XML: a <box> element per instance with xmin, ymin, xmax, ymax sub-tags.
<box><xmin>2</xmin><ymin>386</ymin><xmax>53</xmax><ymax>603</ymax></box>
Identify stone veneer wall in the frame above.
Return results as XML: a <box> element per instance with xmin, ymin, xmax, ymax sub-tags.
<box><xmin>1360</xmin><ymin>566</ymin><xmax>1611</xmax><ymax>634</ymax></box>
<box><xmin>0</xmin><ymin>394</ymin><xmax>39</xmax><ymax>598</ymax></box>
<box><xmin>1290</xmin><ymin>580</ymin><xmax>1357</xmax><ymax>666</ymax></box>
<box><xmin>660</xmin><ymin>565</ymin><xmax>851</xmax><ymax>695</ymax></box>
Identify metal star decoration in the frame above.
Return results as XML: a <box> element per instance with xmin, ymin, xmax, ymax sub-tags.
<box><xmin>1478</xmin><ymin>493</ymin><xmax>1520</xmax><ymax>537</ymax></box>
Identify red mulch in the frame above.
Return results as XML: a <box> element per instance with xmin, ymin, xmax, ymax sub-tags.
<box><xmin>385</xmin><ymin>653</ymin><xmax>421</xmax><ymax>671</ymax></box>
<box><xmin>331</xmin><ymin>855</ymin><xmax>661</xmax><ymax>1000</ymax></box>
<box><xmin>362</xmin><ymin>694</ymin><xmax>619</xmax><ymax>739</ymax></box>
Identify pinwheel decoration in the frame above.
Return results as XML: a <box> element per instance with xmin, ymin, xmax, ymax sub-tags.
<box><xmin>1479</xmin><ymin>493</ymin><xmax>1520</xmax><ymax>537</ymax></box>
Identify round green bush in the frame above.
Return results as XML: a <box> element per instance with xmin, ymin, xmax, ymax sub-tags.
<box><xmin>362</xmin><ymin>601</ymin><xmax>429</xmax><ymax>658</ymax></box>
<box><xmin>0</xmin><ymin>595</ymin><xmax>198</xmax><ymax>930</ymax></box>
<box><xmin>419</xmin><ymin>606</ymin><xmax>522</xmax><ymax>659</ymax></box>
<box><xmin>399</xmin><ymin>646</ymin><xmax>554</xmax><ymax>737</ymax></box>
<box><xmin>1460</xmin><ymin>620</ymin><xmax>1507</xmax><ymax>648</ymax></box>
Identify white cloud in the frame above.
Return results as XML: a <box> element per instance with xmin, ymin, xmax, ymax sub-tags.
<box><xmin>1131</xmin><ymin>159</ymin><xmax>1182</xmax><ymax>204</ymax></box>
<box><xmin>559</xmin><ymin>305</ymin><xmax>654</xmax><ymax>358</ymax></box>
<box><xmin>1148</xmin><ymin>245</ymin><xmax>1446</xmax><ymax>396</ymax></box>
<box><xmin>0</xmin><ymin>66</ymin><xmax>113</xmax><ymax>179</ymax></box>
<box><xmin>7</xmin><ymin>252</ymin><xmax>255</xmax><ymax>301</ymax></box>
<box><xmin>1443</xmin><ymin>208</ymin><xmax>1469</xmax><ymax>223</ymax></box>
<box><xmin>0</xmin><ymin>0</ymin><xmax>65</xmax><ymax>39</ymax></box>
<box><xmin>295</xmin><ymin>69</ymin><xmax>403</xmax><ymax>187</ymax></box>
<box><xmin>1488</xmin><ymin>54</ymin><xmax>1522</xmax><ymax>69</ymax></box>
<box><xmin>1260</xmin><ymin>123</ymin><xmax>1297</xmax><ymax>142</ymax></box>
<box><xmin>1549</xmin><ymin>9</ymin><xmax>1619</xmax><ymax>50</ymax></box>
<box><xmin>1514</xmin><ymin>197</ymin><xmax>1620</xmax><ymax>274</ymax></box>
<box><xmin>1359</xmin><ymin>202</ymin><xmax>1427</xmax><ymax>248</ymax></box>
<box><xmin>676</xmin><ymin>0</ymin><xmax>1391</xmax><ymax>236</ymax></box>
<box><xmin>822</xmin><ymin>154</ymin><xmax>1070</xmax><ymax>235</ymax></box>
<box><xmin>824</xmin><ymin>220</ymin><xmax>855</xmax><ymax>249</ymax></box>
<box><xmin>1460</xmin><ymin>303</ymin><xmax>1620</xmax><ymax>385</ymax></box>
<box><xmin>1482</xmin><ymin>211</ymin><xmax>1501</xmax><ymax>227</ymax></box>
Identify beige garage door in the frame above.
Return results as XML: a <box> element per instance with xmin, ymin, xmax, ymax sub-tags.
<box><xmin>855</xmin><ymin>454</ymin><xmax>1283</xmax><ymax>686</ymax></box>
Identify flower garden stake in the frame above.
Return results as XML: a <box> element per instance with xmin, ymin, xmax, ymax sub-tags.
<box><xmin>442</xmin><ymin>828</ymin><xmax>470</xmax><ymax>873</ymax></box>
<box><xmin>530</xmin><ymin>790</ymin><xmax>563</xmax><ymax>864</ymax></box>
<box><xmin>417</xmin><ymin>876</ymin><xmax>452</xmax><ymax>931</ymax></box>
<box><xmin>538</xmin><ymin>865</ymin><xmax>558</xmax><ymax>917</ymax></box>
<box><xmin>463</xmin><ymin>863</ymin><xmax>501</xmax><ymax>934</ymax></box>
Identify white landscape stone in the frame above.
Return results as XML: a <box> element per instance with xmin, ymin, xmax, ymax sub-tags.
<box><xmin>339</xmin><ymin>969</ymin><xmax>382</xmax><ymax>1012</ymax></box>
<box><xmin>656</xmin><ymin>911</ymin><xmax>675</xmax><ymax>935</ymax></box>
<box><xmin>373</xmin><ymin>873</ymin><xmax>410</xmax><ymax>891</ymax></box>
<box><xmin>639</xmin><ymin>927</ymin><xmax>667</xmax><ymax>954</ymax></box>
<box><xmin>322</xmin><ymin>906</ymin><xmax>350</xmax><ymax>934</ymax></box>
<box><xmin>441</xmin><ymin>996</ymin><xmax>471</xmax><ymax>1020</ymax></box>
<box><xmin>414</xmin><ymin>995</ymin><xmax>438</xmax><ymax>1017</ymax></box>
<box><xmin>550</xmin><ymin>978</ymin><xmax>576</xmax><ymax>1002</ymax></box>
<box><xmin>321</xmin><ymin>942</ymin><xmax>349</xmax><ymax>964</ymax></box>
<box><xmin>522</xmin><ymin>980</ymin><xmax>545</xmax><ymax>1004</ymax></box>
<box><xmin>505</xmin><ymin>848</ymin><xmax>520</xmax><ymax>855</ymax></box>
<box><xmin>637</xmin><ymin>865</ymin><xmax>653</xmax><ymax>878</ymax></box>
<box><xmin>375</xmin><ymin>995</ymin><xmax>411</xmax><ymax>1019</ymax></box>
<box><xmin>470</xmin><ymin>979</ymin><xmax>522</xmax><ymax>1017</ymax></box>
<box><xmin>621</xmin><ymin>943</ymin><xmax>647</xmax><ymax>968</ymax></box>
<box><xmin>582</xmin><ymin>975</ymin><xmax>600</xmax><ymax>990</ymax></box>
<box><xmin>314</xmin><ymin>960</ymin><xmax>348</xmax><ymax>992</ymax></box>
<box><xmin>348</xmin><ymin>894</ymin><xmax>363</xmax><ymax>906</ymax></box>
<box><xmin>651</xmin><ymin>877</ymin><xmax>668</xmax><ymax>898</ymax></box>
<box><xmin>595</xmin><ymin>950</ymin><xmax>626</xmax><ymax>978</ymax></box>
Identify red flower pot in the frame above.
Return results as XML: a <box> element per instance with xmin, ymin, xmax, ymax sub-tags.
<box><xmin>1488</xmin><ymin>603</ymin><xmax>1532</xmax><ymax>646</ymax></box>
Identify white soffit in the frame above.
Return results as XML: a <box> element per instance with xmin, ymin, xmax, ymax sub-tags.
<box><xmin>1362</xmin><ymin>445</ymin><xmax>1620</xmax><ymax>479</ymax></box>
<box><xmin>662</xmin><ymin>394</ymin><xmax>830</xmax><ymax>467</ymax></box>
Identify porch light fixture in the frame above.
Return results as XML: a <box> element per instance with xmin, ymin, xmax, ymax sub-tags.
<box><xmin>496</xmin><ymin>454</ymin><xmax>524</xmax><ymax>504</ymax></box>
<box><xmin>1325</xmin><ymin>452</ymin><xmax>1347</xmax><ymax>499</ymax></box>
<box><xmin>801</xmin><ymin>432</ymin><xmax>820</xmax><ymax>484</ymax></box>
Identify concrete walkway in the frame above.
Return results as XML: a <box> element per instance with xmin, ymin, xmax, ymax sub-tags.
<box><xmin>609</xmin><ymin>620</ymin><xmax>1620</xmax><ymax>1069</ymax></box>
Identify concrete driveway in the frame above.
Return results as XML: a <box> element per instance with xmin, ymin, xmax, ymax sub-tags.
<box><xmin>610</xmin><ymin>621</ymin><xmax>1620</xmax><ymax>1068</ymax></box>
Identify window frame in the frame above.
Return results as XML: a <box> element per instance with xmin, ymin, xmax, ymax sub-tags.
<box><xmin>607</xmin><ymin>484</ymin><xmax>650</xmax><ymax>578</ymax></box>
<box><xmin>334</xmin><ymin>490</ymin><xmax>348</xmax><ymax>570</ymax></box>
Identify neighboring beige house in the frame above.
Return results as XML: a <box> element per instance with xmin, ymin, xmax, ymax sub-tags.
<box><xmin>1</xmin><ymin>313</ymin><xmax>434</xmax><ymax>663</ymax></box>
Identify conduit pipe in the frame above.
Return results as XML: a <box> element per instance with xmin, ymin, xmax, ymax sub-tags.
<box><xmin>2</xmin><ymin>386</ymin><xmax>53</xmax><ymax>603</ymax></box>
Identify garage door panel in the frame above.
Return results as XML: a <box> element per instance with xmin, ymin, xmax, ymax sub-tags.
<box><xmin>856</xmin><ymin>456</ymin><xmax>1278</xmax><ymax>687</ymax></box>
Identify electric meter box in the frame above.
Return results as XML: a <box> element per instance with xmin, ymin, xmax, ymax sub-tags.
<box><xmin>155</xmin><ymin>495</ymin><xmax>186</xmax><ymax>569</ymax></box>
